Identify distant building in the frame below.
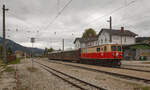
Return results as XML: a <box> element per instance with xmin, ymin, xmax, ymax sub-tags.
<box><xmin>15</xmin><ymin>50</ymin><xmax>23</xmax><ymax>58</ymax></box>
<box><xmin>136</xmin><ymin>37</ymin><xmax>150</xmax><ymax>45</ymax></box>
<box><xmin>74</xmin><ymin>37</ymin><xmax>98</xmax><ymax>49</ymax></box>
<box><xmin>123</xmin><ymin>44</ymin><xmax>150</xmax><ymax>60</ymax></box>
<box><xmin>74</xmin><ymin>28</ymin><xmax>138</xmax><ymax>49</ymax></box>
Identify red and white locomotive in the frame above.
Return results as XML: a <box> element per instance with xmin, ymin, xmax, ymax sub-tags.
<box><xmin>48</xmin><ymin>44</ymin><xmax>123</xmax><ymax>66</ymax></box>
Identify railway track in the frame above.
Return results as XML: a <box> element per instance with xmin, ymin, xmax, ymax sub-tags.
<box><xmin>48</xmin><ymin>60</ymin><xmax>150</xmax><ymax>73</ymax></box>
<box><xmin>122</xmin><ymin>64</ymin><xmax>150</xmax><ymax>68</ymax></box>
<box><xmin>47</xmin><ymin>60</ymin><xmax>150</xmax><ymax>84</ymax></box>
<box><xmin>116</xmin><ymin>67</ymin><xmax>150</xmax><ymax>73</ymax></box>
<box><xmin>34</xmin><ymin>61</ymin><xmax>106</xmax><ymax>90</ymax></box>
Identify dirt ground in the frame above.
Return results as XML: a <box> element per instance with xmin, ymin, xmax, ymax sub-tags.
<box><xmin>0</xmin><ymin>58</ymin><xmax>150</xmax><ymax>90</ymax></box>
<box><xmin>0</xmin><ymin>61</ymin><xmax>16</xmax><ymax>90</ymax></box>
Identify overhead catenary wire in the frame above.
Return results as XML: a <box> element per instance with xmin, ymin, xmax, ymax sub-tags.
<box><xmin>44</xmin><ymin>0</ymin><xmax>73</xmax><ymax>31</ymax></box>
<box><xmin>85</xmin><ymin>0</ymin><xmax>140</xmax><ymax>28</ymax></box>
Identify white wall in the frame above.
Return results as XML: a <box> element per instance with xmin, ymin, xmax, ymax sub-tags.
<box><xmin>75</xmin><ymin>40</ymin><xmax>80</xmax><ymax>49</ymax></box>
<box><xmin>97</xmin><ymin>31</ymin><xmax>136</xmax><ymax>45</ymax></box>
<box><xmin>74</xmin><ymin>31</ymin><xmax>136</xmax><ymax>49</ymax></box>
<box><xmin>98</xmin><ymin>31</ymin><xmax>110</xmax><ymax>45</ymax></box>
<box><xmin>87</xmin><ymin>41</ymin><xmax>98</xmax><ymax>47</ymax></box>
<box><xmin>112</xmin><ymin>35</ymin><xmax>135</xmax><ymax>45</ymax></box>
<box><xmin>81</xmin><ymin>43</ymin><xmax>86</xmax><ymax>48</ymax></box>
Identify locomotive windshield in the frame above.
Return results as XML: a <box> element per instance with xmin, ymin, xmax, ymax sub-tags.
<box><xmin>111</xmin><ymin>46</ymin><xmax>122</xmax><ymax>51</ymax></box>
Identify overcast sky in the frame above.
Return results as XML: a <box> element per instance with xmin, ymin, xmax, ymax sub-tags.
<box><xmin>0</xmin><ymin>0</ymin><xmax>150</xmax><ymax>50</ymax></box>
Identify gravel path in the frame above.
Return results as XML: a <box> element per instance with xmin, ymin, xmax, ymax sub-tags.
<box><xmin>36</xmin><ymin>58</ymin><xmax>150</xmax><ymax>90</ymax></box>
<box><xmin>0</xmin><ymin>70</ymin><xmax>16</xmax><ymax>90</ymax></box>
<box><xmin>17</xmin><ymin>58</ymin><xmax>80</xmax><ymax>90</ymax></box>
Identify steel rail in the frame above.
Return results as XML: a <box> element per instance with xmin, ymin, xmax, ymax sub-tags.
<box><xmin>122</xmin><ymin>64</ymin><xmax>150</xmax><ymax>68</ymax></box>
<box><xmin>47</xmin><ymin>60</ymin><xmax>150</xmax><ymax>84</ymax></box>
<box><xmin>35</xmin><ymin>61</ymin><xmax>106</xmax><ymax>90</ymax></box>
<box><xmin>118</xmin><ymin>67</ymin><xmax>150</xmax><ymax>73</ymax></box>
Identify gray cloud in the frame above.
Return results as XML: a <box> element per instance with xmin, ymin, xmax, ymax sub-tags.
<box><xmin>0</xmin><ymin>0</ymin><xmax>150</xmax><ymax>49</ymax></box>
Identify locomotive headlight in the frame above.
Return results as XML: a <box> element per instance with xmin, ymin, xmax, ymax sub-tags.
<box><xmin>120</xmin><ymin>53</ymin><xmax>122</xmax><ymax>56</ymax></box>
<box><xmin>116</xmin><ymin>52</ymin><xmax>119</xmax><ymax>56</ymax></box>
<box><xmin>112</xmin><ymin>53</ymin><xmax>114</xmax><ymax>56</ymax></box>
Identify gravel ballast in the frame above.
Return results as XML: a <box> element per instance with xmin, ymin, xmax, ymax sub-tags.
<box><xmin>35</xmin><ymin>58</ymin><xmax>150</xmax><ymax>90</ymax></box>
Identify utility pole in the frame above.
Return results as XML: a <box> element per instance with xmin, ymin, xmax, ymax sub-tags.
<box><xmin>2</xmin><ymin>5</ymin><xmax>9</xmax><ymax>63</ymax></box>
<box><xmin>110</xmin><ymin>16</ymin><xmax>112</xmax><ymax>30</ymax></box>
<box><xmin>62</xmin><ymin>39</ymin><xmax>64</xmax><ymax>51</ymax></box>
<box><xmin>121</xmin><ymin>27</ymin><xmax>124</xmax><ymax>51</ymax></box>
<box><xmin>107</xmin><ymin>16</ymin><xmax>112</xmax><ymax>43</ymax></box>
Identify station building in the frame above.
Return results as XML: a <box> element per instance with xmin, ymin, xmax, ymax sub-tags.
<box><xmin>74</xmin><ymin>28</ymin><xmax>137</xmax><ymax>49</ymax></box>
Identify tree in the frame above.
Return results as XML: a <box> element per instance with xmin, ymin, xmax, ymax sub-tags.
<box><xmin>48</xmin><ymin>48</ymin><xmax>54</xmax><ymax>52</ymax></box>
<box><xmin>82</xmin><ymin>28</ymin><xmax>96</xmax><ymax>38</ymax></box>
<box><xmin>58</xmin><ymin>49</ymin><xmax>61</xmax><ymax>51</ymax></box>
<box><xmin>44</xmin><ymin>48</ymin><xmax>48</xmax><ymax>56</ymax></box>
<box><xmin>0</xmin><ymin>45</ymin><xmax>2</xmax><ymax>58</ymax></box>
<box><xmin>7</xmin><ymin>47</ymin><xmax>13</xmax><ymax>56</ymax></box>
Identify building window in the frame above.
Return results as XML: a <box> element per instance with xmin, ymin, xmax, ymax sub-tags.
<box><xmin>124</xmin><ymin>36</ymin><xmax>126</xmax><ymax>42</ymax></box>
<box><xmin>101</xmin><ymin>39</ymin><xmax>103</xmax><ymax>43</ymax></box>
<box><xmin>105</xmin><ymin>38</ymin><xmax>107</xmax><ymax>43</ymax></box>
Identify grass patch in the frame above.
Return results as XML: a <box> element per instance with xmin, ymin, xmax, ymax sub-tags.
<box><xmin>95</xmin><ymin>76</ymin><xmax>106</xmax><ymax>81</ymax></box>
<box><xmin>130</xmin><ymin>45</ymin><xmax>150</xmax><ymax>49</ymax></box>
<box><xmin>27</xmin><ymin>67</ymin><xmax>38</xmax><ymax>72</ymax></box>
<box><xmin>4</xmin><ymin>67</ymin><xmax>15</xmax><ymax>72</ymax></box>
<box><xmin>134</xmin><ymin>86</ymin><xmax>150</xmax><ymax>90</ymax></box>
<box><xmin>71</xmin><ymin>69</ymin><xmax>79</xmax><ymax>72</ymax></box>
<box><xmin>18</xmin><ymin>87</ymin><xmax>30</xmax><ymax>90</ymax></box>
<box><xmin>142</xmin><ymin>62</ymin><xmax>150</xmax><ymax>64</ymax></box>
<box><xmin>7</xmin><ymin>58</ymin><xmax>21</xmax><ymax>65</ymax></box>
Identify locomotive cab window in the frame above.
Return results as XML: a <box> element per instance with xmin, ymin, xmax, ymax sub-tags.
<box><xmin>111</xmin><ymin>46</ymin><xmax>116</xmax><ymax>51</ymax></box>
<box><xmin>96</xmin><ymin>48</ymin><xmax>100</xmax><ymax>52</ymax></box>
<box><xmin>117</xmin><ymin>46</ymin><xmax>122</xmax><ymax>51</ymax></box>
<box><xmin>104</xmin><ymin>46</ymin><xmax>107</xmax><ymax>51</ymax></box>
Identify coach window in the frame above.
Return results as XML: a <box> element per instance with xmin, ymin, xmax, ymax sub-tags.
<box><xmin>97</xmin><ymin>48</ymin><xmax>100</xmax><ymax>52</ymax></box>
<box><xmin>104</xmin><ymin>46</ymin><xmax>107</xmax><ymax>51</ymax></box>
<box><xmin>124</xmin><ymin>36</ymin><xmax>126</xmax><ymax>42</ymax></box>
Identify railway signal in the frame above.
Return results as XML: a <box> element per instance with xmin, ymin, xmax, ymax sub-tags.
<box><xmin>31</xmin><ymin>37</ymin><xmax>35</xmax><ymax>68</ymax></box>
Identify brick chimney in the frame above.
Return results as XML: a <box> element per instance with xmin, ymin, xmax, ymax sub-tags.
<box><xmin>121</xmin><ymin>27</ymin><xmax>124</xmax><ymax>32</ymax></box>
